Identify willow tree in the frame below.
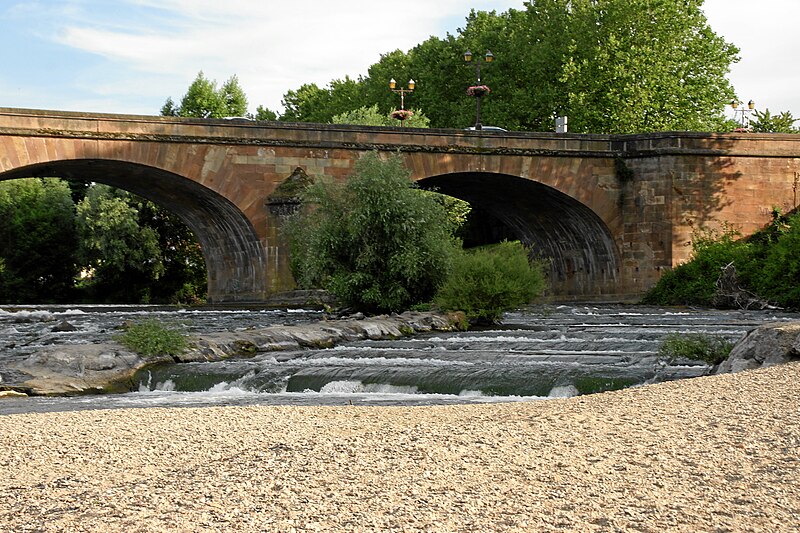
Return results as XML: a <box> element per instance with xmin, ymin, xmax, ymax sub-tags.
<box><xmin>287</xmin><ymin>152</ymin><xmax>456</xmax><ymax>314</ymax></box>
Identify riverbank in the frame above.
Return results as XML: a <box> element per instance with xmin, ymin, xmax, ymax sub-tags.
<box><xmin>2</xmin><ymin>362</ymin><xmax>798</xmax><ymax>531</ymax></box>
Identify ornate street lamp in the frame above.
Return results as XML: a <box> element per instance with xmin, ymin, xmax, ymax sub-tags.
<box><xmin>731</xmin><ymin>99</ymin><xmax>755</xmax><ymax>131</ymax></box>
<box><xmin>389</xmin><ymin>78</ymin><xmax>415</xmax><ymax>126</ymax></box>
<box><xmin>464</xmin><ymin>50</ymin><xmax>493</xmax><ymax>130</ymax></box>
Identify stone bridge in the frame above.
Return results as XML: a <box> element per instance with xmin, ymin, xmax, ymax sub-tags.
<box><xmin>1</xmin><ymin>107</ymin><xmax>799</xmax><ymax>303</ymax></box>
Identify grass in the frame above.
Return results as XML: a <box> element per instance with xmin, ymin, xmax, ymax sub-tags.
<box><xmin>658</xmin><ymin>333</ymin><xmax>734</xmax><ymax>366</ymax></box>
<box><xmin>115</xmin><ymin>319</ymin><xmax>187</xmax><ymax>358</ymax></box>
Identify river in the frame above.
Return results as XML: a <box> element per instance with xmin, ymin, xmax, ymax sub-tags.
<box><xmin>0</xmin><ymin>303</ymin><xmax>795</xmax><ymax>414</ymax></box>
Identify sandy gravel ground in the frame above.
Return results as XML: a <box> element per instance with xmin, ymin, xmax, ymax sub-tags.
<box><xmin>1</xmin><ymin>363</ymin><xmax>799</xmax><ymax>532</ymax></box>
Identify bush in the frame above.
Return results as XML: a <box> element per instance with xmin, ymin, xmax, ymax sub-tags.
<box><xmin>642</xmin><ymin>227</ymin><xmax>754</xmax><ymax>306</ymax></box>
<box><xmin>643</xmin><ymin>213</ymin><xmax>800</xmax><ymax>309</ymax></box>
<box><xmin>286</xmin><ymin>151</ymin><xmax>457</xmax><ymax>314</ymax></box>
<box><xmin>115</xmin><ymin>319</ymin><xmax>187</xmax><ymax>358</ymax></box>
<box><xmin>658</xmin><ymin>332</ymin><xmax>734</xmax><ymax>365</ymax></box>
<box><xmin>434</xmin><ymin>241</ymin><xmax>546</xmax><ymax>324</ymax></box>
<box><xmin>752</xmin><ymin>212</ymin><xmax>800</xmax><ymax>307</ymax></box>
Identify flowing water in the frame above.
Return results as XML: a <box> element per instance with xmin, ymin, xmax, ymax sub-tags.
<box><xmin>0</xmin><ymin>304</ymin><xmax>796</xmax><ymax>414</ymax></box>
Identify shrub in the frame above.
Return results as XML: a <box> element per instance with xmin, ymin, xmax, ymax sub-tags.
<box><xmin>642</xmin><ymin>227</ymin><xmax>753</xmax><ymax>306</ymax></box>
<box><xmin>643</xmin><ymin>213</ymin><xmax>800</xmax><ymax>309</ymax></box>
<box><xmin>434</xmin><ymin>241</ymin><xmax>546</xmax><ymax>324</ymax></box>
<box><xmin>286</xmin><ymin>151</ymin><xmax>457</xmax><ymax>314</ymax></box>
<box><xmin>752</xmin><ymin>212</ymin><xmax>800</xmax><ymax>308</ymax></box>
<box><xmin>658</xmin><ymin>332</ymin><xmax>734</xmax><ymax>365</ymax></box>
<box><xmin>115</xmin><ymin>319</ymin><xmax>187</xmax><ymax>358</ymax></box>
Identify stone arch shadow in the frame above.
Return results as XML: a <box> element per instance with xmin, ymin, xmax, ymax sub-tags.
<box><xmin>0</xmin><ymin>159</ymin><xmax>266</xmax><ymax>303</ymax></box>
<box><xmin>419</xmin><ymin>172</ymin><xmax>621</xmax><ymax>298</ymax></box>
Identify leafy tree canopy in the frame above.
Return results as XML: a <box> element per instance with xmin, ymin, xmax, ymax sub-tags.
<box><xmin>76</xmin><ymin>185</ymin><xmax>165</xmax><ymax>302</ymax></box>
<box><xmin>162</xmin><ymin>71</ymin><xmax>248</xmax><ymax>118</ymax></box>
<box><xmin>331</xmin><ymin>104</ymin><xmax>431</xmax><ymax>128</ymax></box>
<box><xmin>277</xmin><ymin>0</ymin><xmax>740</xmax><ymax>134</ymax></box>
<box><xmin>0</xmin><ymin>178</ymin><xmax>79</xmax><ymax>303</ymax></box>
<box><xmin>280</xmin><ymin>76</ymin><xmax>364</xmax><ymax>123</ymax></box>
<box><xmin>286</xmin><ymin>152</ymin><xmax>457</xmax><ymax>313</ymax></box>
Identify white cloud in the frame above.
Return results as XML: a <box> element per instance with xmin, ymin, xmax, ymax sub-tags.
<box><xmin>703</xmin><ymin>0</ymin><xmax>800</xmax><ymax>115</ymax></box>
<box><xmin>50</xmin><ymin>0</ymin><xmax>525</xmax><ymax>113</ymax></box>
<box><xmin>4</xmin><ymin>0</ymin><xmax>798</xmax><ymax>118</ymax></box>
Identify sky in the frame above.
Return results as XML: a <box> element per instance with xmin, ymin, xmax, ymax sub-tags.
<box><xmin>1</xmin><ymin>0</ymin><xmax>798</xmax><ymax>122</ymax></box>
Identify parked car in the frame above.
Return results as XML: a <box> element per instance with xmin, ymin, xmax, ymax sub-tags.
<box><xmin>465</xmin><ymin>126</ymin><xmax>507</xmax><ymax>132</ymax></box>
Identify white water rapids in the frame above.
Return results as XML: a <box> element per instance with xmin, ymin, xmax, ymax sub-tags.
<box><xmin>1</xmin><ymin>304</ymin><xmax>796</xmax><ymax>414</ymax></box>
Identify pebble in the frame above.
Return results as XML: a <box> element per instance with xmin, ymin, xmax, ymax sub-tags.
<box><xmin>0</xmin><ymin>363</ymin><xmax>799</xmax><ymax>531</ymax></box>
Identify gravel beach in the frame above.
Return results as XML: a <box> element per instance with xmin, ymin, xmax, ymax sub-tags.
<box><xmin>2</xmin><ymin>363</ymin><xmax>799</xmax><ymax>532</ymax></box>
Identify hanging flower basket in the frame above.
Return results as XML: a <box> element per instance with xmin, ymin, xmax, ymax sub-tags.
<box><xmin>391</xmin><ymin>109</ymin><xmax>414</xmax><ymax>121</ymax></box>
<box><xmin>467</xmin><ymin>85</ymin><xmax>491</xmax><ymax>97</ymax></box>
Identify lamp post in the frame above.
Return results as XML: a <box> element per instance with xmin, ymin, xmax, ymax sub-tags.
<box><xmin>731</xmin><ymin>99</ymin><xmax>755</xmax><ymax>131</ymax></box>
<box><xmin>389</xmin><ymin>78</ymin><xmax>415</xmax><ymax>126</ymax></box>
<box><xmin>464</xmin><ymin>50</ymin><xmax>493</xmax><ymax>130</ymax></box>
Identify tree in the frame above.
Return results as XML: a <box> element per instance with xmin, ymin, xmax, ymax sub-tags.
<box><xmin>0</xmin><ymin>178</ymin><xmax>79</xmax><ymax>303</ymax></box>
<box><xmin>280</xmin><ymin>1</ymin><xmax>739</xmax><ymax>134</ymax></box>
<box><xmin>280</xmin><ymin>77</ymin><xmax>365</xmax><ymax>123</ymax></box>
<box><xmin>750</xmin><ymin>109</ymin><xmax>798</xmax><ymax>133</ymax></box>
<box><xmin>136</xmin><ymin>200</ymin><xmax>207</xmax><ymax>304</ymax></box>
<box><xmin>331</xmin><ymin>104</ymin><xmax>431</xmax><ymax>128</ymax></box>
<box><xmin>556</xmin><ymin>0</ymin><xmax>738</xmax><ymax>133</ymax></box>
<box><xmin>76</xmin><ymin>185</ymin><xmax>165</xmax><ymax>303</ymax></box>
<box><xmin>161</xmin><ymin>71</ymin><xmax>248</xmax><ymax>118</ymax></box>
<box><xmin>287</xmin><ymin>152</ymin><xmax>457</xmax><ymax>313</ymax></box>
<box><xmin>255</xmin><ymin>105</ymin><xmax>278</xmax><ymax>121</ymax></box>
<box><xmin>330</xmin><ymin>106</ymin><xmax>467</xmax><ymax>234</ymax></box>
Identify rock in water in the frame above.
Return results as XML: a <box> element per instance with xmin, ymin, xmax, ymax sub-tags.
<box><xmin>716</xmin><ymin>322</ymin><xmax>800</xmax><ymax>374</ymax></box>
<box><xmin>52</xmin><ymin>319</ymin><xmax>78</xmax><ymax>332</ymax></box>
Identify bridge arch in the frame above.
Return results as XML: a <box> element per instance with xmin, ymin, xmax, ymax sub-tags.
<box><xmin>0</xmin><ymin>159</ymin><xmax>267</xmax><ymax>302</ymax></box>
<box><xmin>418</xmin><ymin>172</ymin><xmax>620</xmax><ymax>297</ymax></box>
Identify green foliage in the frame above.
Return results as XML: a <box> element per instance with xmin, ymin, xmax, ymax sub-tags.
<box><xmin>642</xmin><ymin>227</ymin><xmax>753</xmax><ymax>306</ymax></box>
<box><xmin>418</xmin><ymin>190</ymin><xmax>472</xmax><ymax>235</ymax></box>
<box><xmin>115</xmin><ymin>319</ymin><xmax>187</xmax><ymax>358</ymax></box>
<box><xmin>162</xmin><ymin>71</ymin><xmax>248</xmax><ymax>118</ymax></box>
<box><xmin>332</xmin><ymin>105</ymin><xmax>389</xmax><ymax>127</ymax></box>
<box><xmin>644</xmin><ymin>212</ymin><xmax>800</xmax><ymax>309</ymax></box>
<box><xmin>286</xmin><ymin>152</ymin><xmax>456</xmax><ymax>314</ymax></box>
<box><xmin>331</xmin><ymin>104</ymin><xmax>431</xmax><ymax>128</ymax></box>
<box><xmin>751</xmin><ymin>212</ymin><xmax>800</xmax><ymax>307</ymax></box>
<box><xmin>75</xmin><ymin>185</ymin><xmax>207</xmax><ymax>304</ymax></box>
<box><xmin>0</xmin><ymin>178</ymin><xmax>79</xmax><ymax>303</ymax></box>
<box><xmin>434</xmin><ymin>241</ymin><xmax>546</xmax><ymax>324</ymax></box>
<box><xmin>76</xmin><ymin>185</ymin><xmax>163</xmax><ymax>277</ymax></box>
<box><xmin>280</xmin><ymin>77</ymin><xmax>365</xmax><ymax>123</ymax></box>
<box><xmin>255</xmin><ymin>105</ymin><xmax>278</xmax><ymax>121</ymax></box>
<box><xmin>135</xmin><ymin>200</ymin><xmax>207</xmax><ymax>304</ymax></box>
<box><xmin>0</xmin><ymin>177</ymin><xmax>207</xmax><ymax>304</ymax></box>
<box><xmin>75</xmin><ymin>185</ymin><xmax>163</xmax><ymax>303</ymax></box>
<box><xmin>658</xmin><ymin>333</ymin><xmax>733</xmax><ymax>366</ymax></box>
<box><xmin>559</xmin><ymin>0</ymin><xmax>737</xmax><ymax>133</ymax></box>
<box><xmin>749</xmin><ymin>109</ymin><xmax>798</xmax><ymax>133</ymax></box>
<box><xmin>277</xmin><ymin>1</ymin><xmax>738</xmax><ymax>133</ymax></box>
<box><xmin>328</xmin><ymin>108</ymin><xmax>467</xmax><ymax>235</ymax></box>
